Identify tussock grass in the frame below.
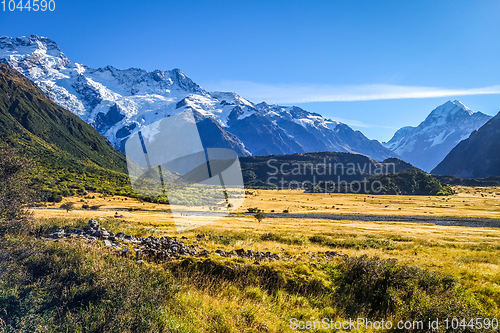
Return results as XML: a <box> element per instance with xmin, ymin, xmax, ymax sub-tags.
<box><xmin>11</xmin><ymin>187</ymin><xmax>500</xmax><ymax>331</ymax></box>
<box><xmin>0</xmin><ymin>235</ymin><xmax>180</xmax><ymax>333</ymax></box>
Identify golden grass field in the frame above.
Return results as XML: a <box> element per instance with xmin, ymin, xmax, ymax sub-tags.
<box><xmin>34</xmin><ymin>186</ymin><xmax>500</xmax><ymax>219</ymax></box>
<box><xmin>32</xmin><ymin>187</ymin><xmax>500</xmax><ymax>293</ymax></box>
<box><xmin>20</xmin><ymin>186</ymin><xmax>500</xmax><ymax>332</ymax></box>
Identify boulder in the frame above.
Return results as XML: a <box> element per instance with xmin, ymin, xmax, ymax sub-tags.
<box><xmin>88</xmin><ymin>219</ymin><xmax>99</xmax><ymax>229</ymax></box>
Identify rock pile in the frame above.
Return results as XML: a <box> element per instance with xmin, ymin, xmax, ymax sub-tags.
<box><xmin>47</xmin><ymin>218</ymin><xmax>344</xmax><ymax>263</ymax></box>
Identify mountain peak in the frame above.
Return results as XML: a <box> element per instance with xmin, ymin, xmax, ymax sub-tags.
<box><xmin>0</xmin><ymin>35</ymin><xmax>70</xmax><ymax>78</ymax></box>
<box><xmin>434</xmin><ymin>100</ymin><xmax>472</xmax><ymax>116</ymax></box>
<box><xmin>0</xmin><ymin>35</ymin><xmax>62</xmax><ymax>53</ymax></box>
<box><xmin>212</xmin><ymin>91</ymin><xmax>254</xmax><ymax>107</ymax></box>
<box><xmin>384</xmin><ymin>100</ymin><xmax>492</xmax><ymax>171</ymax></box>
<box><xmin>432</xmin><ymin>110</ymin><xmax>500</xmax><ymax>177</ymax></box>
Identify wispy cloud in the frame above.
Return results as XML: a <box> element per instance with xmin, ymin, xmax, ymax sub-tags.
<box><xmin>205</xmin><ymin>81</ymin><xmax>500</xmax><ymax>104</ymax></box>
<box><xmin>329</xmin><ymin>117</ymin><xmax>399</xmax><ymax>130</ymax></box>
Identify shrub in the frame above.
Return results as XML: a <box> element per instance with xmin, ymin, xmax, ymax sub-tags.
<box><xmin>0</xmin><ymin>145</ymin><xmax>34</xmax><ymax>234</ymax></box>
<box><xmin>255</xmin><ymin>211</ymin><xmax>265</xmax><ymax>222</ymax></box>
<box><xmin>0</xmin><ymin>145</ymin><xmax>33</xmax><ymax>221</ymax></box>
<box><xmin>0</xmin><ymin>237</ymin><xmax>177</xmax><ymax>332</ymax></box>
<box><xmin>60</xmin><ymin>202</ymin><xmax>75</xmax><ymax>212</ymax></box>
<box><xmin>329</xmin><ymin>255</ymin><xmax>488</xmax><ymax>329</ymax></box>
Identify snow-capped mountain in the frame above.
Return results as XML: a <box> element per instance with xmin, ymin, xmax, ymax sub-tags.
<box><xmin>0</xmin><ymin>35</ymin><xmax>397</xmax><ymax>161</ymax></box>
<box><xmin>432</xmin><ymin>111</ymin><xmax>500</xmax><ymax>178</ymax></box>
<box><xmin>384</xmin><ymin>100</ymin><xmax>492</xmax><ymax>172</ymax></box>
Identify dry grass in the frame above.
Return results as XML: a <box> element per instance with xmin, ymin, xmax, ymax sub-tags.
<box><xmin>33</xmin><ymin>201</ymin><xmax>500</xmax><ymax>295</ymax></box>
<box><xmin>239</xmin><ymin>188</ymin><xmax>500</xmax><ymax>218</ymax></box>
<box><xmin>21</xmin><ymin>187</ymin><xmax>500</xmax><ymax>331</ymax></box>
<box><xmin>35</xmin><ymin>186</ymin><xmax>500</xmax><ymax>219</ymax></box>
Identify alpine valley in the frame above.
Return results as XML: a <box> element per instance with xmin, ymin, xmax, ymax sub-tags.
<box><xmin>0</xmin><ymin>35</ymin><xmax>396</xmax><ymax>161</ymax></box>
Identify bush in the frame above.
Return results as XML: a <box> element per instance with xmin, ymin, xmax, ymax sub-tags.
<box><xmin>254</xmin><ymin>211</ymin><xmax>265</xmax><ymax>222</ymax></box>
<box><xmin>50</xmin><ymin>193</ymin><xmax>63</xmax><ymax>203</ymax></box>
<box><xmin>60</xmin><ymin>202</ymin><xmax>75</xmax><ymax>212</ymax></box>
<box><xmin>0</xmin><ymin>145</ymin><xmax>34</xmax><ymax>234</ymax></box>
<box><xmin>0</xmin><ymin>237</ymin><xmax>177</xmax><ymax>332</ymax></box>
<box><xmin>329</xmin><ymin>255</ymin><xmax>488</xmax><ymax>329</ymax></box>
<box><xmin>438</xmin><ymin>185</ymin><xmax>455</xmax><ymax>196</ymax></box>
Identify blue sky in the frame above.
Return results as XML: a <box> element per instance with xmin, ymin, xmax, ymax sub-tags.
<box><xmin>2</xmin><ymin>0</ymin><xmax>500</xmax><ymax>141</ymax></box>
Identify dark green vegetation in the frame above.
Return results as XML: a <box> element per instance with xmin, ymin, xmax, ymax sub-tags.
<box><xmin>434</xmin><ymin>175</ymin><xmax>500</xmax><ymax>187</ymax></box>
<box><xmin>365</xmin><ymin>168</ymin><xmax>455</xmax><ymax>195</ymax></box>
<box><xmin>240</xmin><ymin>153</ymin><xmax>413</xmax><ymax>188</ymax></box>
<box><xmin>433</xmin><ymin>111</ymin><xmax>500</xmax><ymax>178</ymax></box>
<box><xmin>306</xmin><ymin>167</ymin><xmax>455</xmax><ymax>195</ymax></box>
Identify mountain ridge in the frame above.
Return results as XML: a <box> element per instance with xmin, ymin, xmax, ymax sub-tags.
<box><xmin>0</xmin><ymin>35</ymin><xmax>397</xmax><ymax>161</ymax></box>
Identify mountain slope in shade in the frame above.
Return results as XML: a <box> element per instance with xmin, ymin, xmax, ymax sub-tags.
<box><xmin>0</xmin><ymin>35</ymin><xmax>397</xmax><ymax>161</ymax></box>
<box><xmin>384</xmin><ymin>100</ymin><xmax>491</xmax><ymax>172</ymax></box>
<box><xmin>0</xmin><ymin>62</ymin><xmax>127</xmax><ymax>172</ymax></box>
<box><xmin>432</xmin><ymin>111</ymin><xmax>500</xmax><ymax>178</ymax></box>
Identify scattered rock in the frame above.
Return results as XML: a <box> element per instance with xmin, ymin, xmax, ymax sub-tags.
<box><xmin>44</xmin><ymin>218</ymin><xmax>326</xmax><ymax>264</ymax></box>
<box><xmin>88</xmin><ymin>219</ymin><xmax>99</xmax><ymax>229</ymax></box>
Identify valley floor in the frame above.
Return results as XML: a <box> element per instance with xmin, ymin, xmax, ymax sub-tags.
<box><xmin>2</xmin><ymin>188</ymin><xmax>499</xmax><ymax>332</ymax></box>
<box><xmin>34</xmin><ymin>186</ymin><xmax>500</xmax><ymax>220</ymax></box>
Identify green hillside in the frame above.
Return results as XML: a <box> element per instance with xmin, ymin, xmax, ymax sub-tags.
<box><xmin>240</xmin><ymin>152</ymin><xmax>413</xmax><ymax>188</ymax></box>
<box><xmin>0</xmin><ymin>63</ymin><xmax>136</xmax><ymax>201</ymax></box>
<box><xmin>365</xmin><ymin>168</ymin><xmax>455</xmax><ymax>195</ymax></box>
<box><xmin>0</xmin><ymin>63</ymin><xmax>127</xmax><ymax>171</ymax></box>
